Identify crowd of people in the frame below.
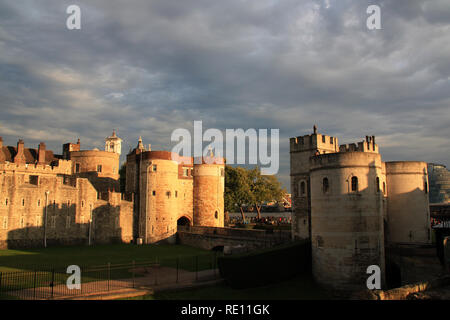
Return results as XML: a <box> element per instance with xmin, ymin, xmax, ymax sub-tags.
<box><xmin>227</xmin><ymin>215</ymin><xmax>291</xmax><ymax>225</ymax></box>
<box><xmin>431</xmin><ymin>218</ymin><xmax>450</xmax><ymax>228</ymax></box>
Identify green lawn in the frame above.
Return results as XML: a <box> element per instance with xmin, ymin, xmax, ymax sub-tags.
<box><xmin>0</xmin><ymin>244</ymin><xmax>219</xmax><ymax>296</ymax></box>
<box><xmin>127</xmin><ymin>273</ymin><xmax>331</xmax><ymax>300</ymax></box>
<box><xmin>0</xmin><ymin>244</ymin><xmax>212</xmax><ymax>272</ymax></box>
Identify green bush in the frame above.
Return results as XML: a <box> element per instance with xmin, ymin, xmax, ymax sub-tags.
<box><xmin>217</xmin><ymin>240</ymin><xmax>311</xmax><ymax>289</ymax></box>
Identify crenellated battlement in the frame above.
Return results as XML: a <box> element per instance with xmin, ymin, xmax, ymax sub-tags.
<box><xmin>339</xmin><ymin>136</ymin><xmax>378</xmax><ymax>154</ymax></box>
<box><xmin>290</xmin><ymin>133</ymin><xmax>338</xmax><ymax>153</ymax></box>
<box><xmin>0</xmin><ymin>159</ymin><xmax>72</xmax><ymax>174</ymax></box>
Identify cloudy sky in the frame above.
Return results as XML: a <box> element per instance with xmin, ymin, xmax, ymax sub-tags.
<box><xmin>0</xmin><ymin>0</ymin><xmax>449</xmax><ymax>191</ymax></box>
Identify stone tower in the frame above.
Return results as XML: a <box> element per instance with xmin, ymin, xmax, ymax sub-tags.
<box><xmin>125</xmin><ymin>137</ymin><xmax>225</xmax><ymax>245</ymax></box>
<box><xmin>193</xmin><ymin>155</ymin><xmax>225</xmax><ymax>228</ymax></box>
<box><xmin>290</xmin><ymin>126</ymin><xmax>432</xmax><ymax>291</ymax></box>
<box><xmin>105</xmin><ymin>130</ymin><xmax>122</xmax><ymax>155</ymax></box>
<box><xmin>309</xmin><ymin>151</ymin><xmax>386</xmax><ymax>291</ymax></box>
<box><xmin>385</xmin><ymin>161</ymin><xmax>431</xmax><ymax>244</ymax></box>
<box><xmin>289</xmin><ymin>125</ymin><xmax>339</xmax><ymax>240</ymax></box>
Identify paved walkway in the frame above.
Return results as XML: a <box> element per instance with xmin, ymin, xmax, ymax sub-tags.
<box><xmin>6</xmin><ymin>267</ymin><xmax>220</xmax><ymax>300</ymax></box>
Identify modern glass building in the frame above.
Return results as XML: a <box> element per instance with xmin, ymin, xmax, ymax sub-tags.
<box><xmin>428</xmin><ymin>163</ymin><xmax>450</xmax><ymax>204</ymax></box>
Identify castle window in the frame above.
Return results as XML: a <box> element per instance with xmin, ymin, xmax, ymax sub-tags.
<box><xmin>383</xmin><ymin>182</ymin><xmax>386</xmax><ymax>195</ymax></box>
<box><xmin>175</xmin><ymin>191</ymin><xmax>178</xmax><ymax>198</ymax></box>
<box><xmin>183</xmin><ymin>168</ymin><xmax>189</xmax><ymax>177</ymax></box>
<box><xmin>97</xmin><ymin>165</ymin><xmax>102</xmax><ymax>173</ymax></box>
<box><xmin>330</xmin><ymin>137</ymin><xmax>333</xmax><ymax>144</ymax></box>
<box><xmin>75</xmin><ymin>163</ymin><xmax>80</xmax><ymax>173</ymax></box>
<box><xmin>2</xmin><ymin>217</ymin><xmax>7</xmax><ymax>230</ymax></box>
<box><xmin>22</xmin><ymin>199</ymin><xmax>25</xmax><ymax>206</ymax></box>
<box><xmin>29</xmin><ymin>175</ymin><xmax>39</xmax><ymax>185</ymax></box>
<box><xmin>190</xmin><ymin>169</ymin><xmax>193</xmax><ymax>176</ymax></box>
<box><xmin>322</xmin><ymin>178</ymin><xmax>329</xmax><ymax>194</ymax></box>
<box><xmin>317</xmin><ymin>236</ymin><xmax>324</xmax><ymax>248</ymax></box>
<box><xmin>5</xmin><ymin>198</ymin><xmax>8</xmax><ymax>206</ymax></box>
<box><xmin>424</xmin><ymin>181</ymin><xmax>428</xmax><ymax>194</ymax></box>
<box><xmin>215</xmin><ymin>211</ymin><xmax>218</xmax><ymax>219</ymax></box>
<box><xmin>376</xmin><ymin>177</ymin><xmax>380</xmax><ymax>193</ymax></box>
<box><xmin>37</xmin><ymin>199</ymin><xmax>40</xmax><ymax>207</ymax></box>
<box><xmin>351</xmin><ymin>176</ymin><xmax>358</xmax><ymax>192</ymax></box>
<box><xmin>152</xmin><ymin>190</ymin><xmax>156</xmax><ymax>196</ymax></box>
<box><xmin>299</xmin><ymin>181</ymin><xmax>306</xmax><ymax>197</ymax></box>
<box><xmin>152</xmin><ymin>165</ymin><xmax>157</xmax><ymax>172</ymax></box>
<box><xmin>81</xmin><ymin>201</ymin><xmax>84</xmax><ymax>208</ymax></box>
<box><xmin>322</xmin><ymin>135</ymin><xmax>326</xmax><ymax>143</ymax></box>
<box><xmin>166</xmin><ymin>191</ymin><xmax>171</xmax><ymax>198</ymax></box>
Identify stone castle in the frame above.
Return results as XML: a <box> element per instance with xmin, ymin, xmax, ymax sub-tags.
<box><xmin>0</xmin><ymin>131</ymin><xmax>224</xmax><ymax>249</ymax></box>
<box><xmin>290</xmin><ymin>125</ymin><xmax>431</xmax><ymax>291</ymax></box>
<box><xmin>0</xmin><ymin>126</ymin><xmax>437</xmax><ymax>292</ymax></box>
<box><xmin>125</xmin><ymin>137</ymin><xmax>225</xmax><ymax>244</ymax></box>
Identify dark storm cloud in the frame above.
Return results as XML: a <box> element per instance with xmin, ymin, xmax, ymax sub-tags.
<box><xmin>0</xmin><ymin>0</ymin><xmax>449</xmax><ymax>190</ymax></box>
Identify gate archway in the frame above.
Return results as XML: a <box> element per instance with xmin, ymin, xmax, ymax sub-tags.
<box><xmin>177</xmin><ymin>216</ymin><xmax>191</xmax><ymax>226</ymax></box>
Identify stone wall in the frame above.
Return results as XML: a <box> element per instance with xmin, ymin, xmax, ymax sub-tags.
<box><xmin>177</xmin><ymin>228</ymin><xmax>291</xmax><ymax>252</ymax></box>
<box><xmin>354</xmin><ymin>275</ymin><xmax>450</xmax><ymax>300</ymax></box>
<box><xmin>0</xmin><ymin>162</ymin><xmax>134</xmax><ymax>249</ymax></box>
<box><xmin>177</xmin><ymin>226</ymin><xmax>291</xmax><ymax>251</ymax></box>
<box><xmin>70</xmin><ymin>150</ymin><xmax>120</xmax><ymax>180</ymax></box>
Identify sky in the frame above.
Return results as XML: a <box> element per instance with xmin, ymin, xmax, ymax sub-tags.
<box><xmin>0</xmin><ymin>0</ymin><xmax>449</xmax><ymax>191</ymax></box>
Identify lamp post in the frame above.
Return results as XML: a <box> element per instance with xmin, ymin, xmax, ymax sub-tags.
<box><xmin>44</xmin><ymin>190</ymin><xmax>50</xmax><ymax>248</ymax></box>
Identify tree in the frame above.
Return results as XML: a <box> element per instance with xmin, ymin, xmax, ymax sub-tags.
<box><xmin>224</xmin><ymin>165</ymin><xmax>254</xmax><ymax>221</ymax></box>
<box><xmin>249</xmin><ymin>167</ymin><xmax>286</xmax><ymax>219</ymax></box>
<box><xmin>225</xmin><ymin>165</ymin><xmax>286</xmax><ymax>221</ymax></box>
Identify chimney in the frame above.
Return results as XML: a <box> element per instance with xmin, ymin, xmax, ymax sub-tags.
<box><xmin>14</xmin><ymin>139</ymin><xmax>26</xmax><ymax>164</ymax></box>
<box><xmin>38</xmin><ymin>142</ymin><xmax>46</xmax><ymax>164</ymax></box>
